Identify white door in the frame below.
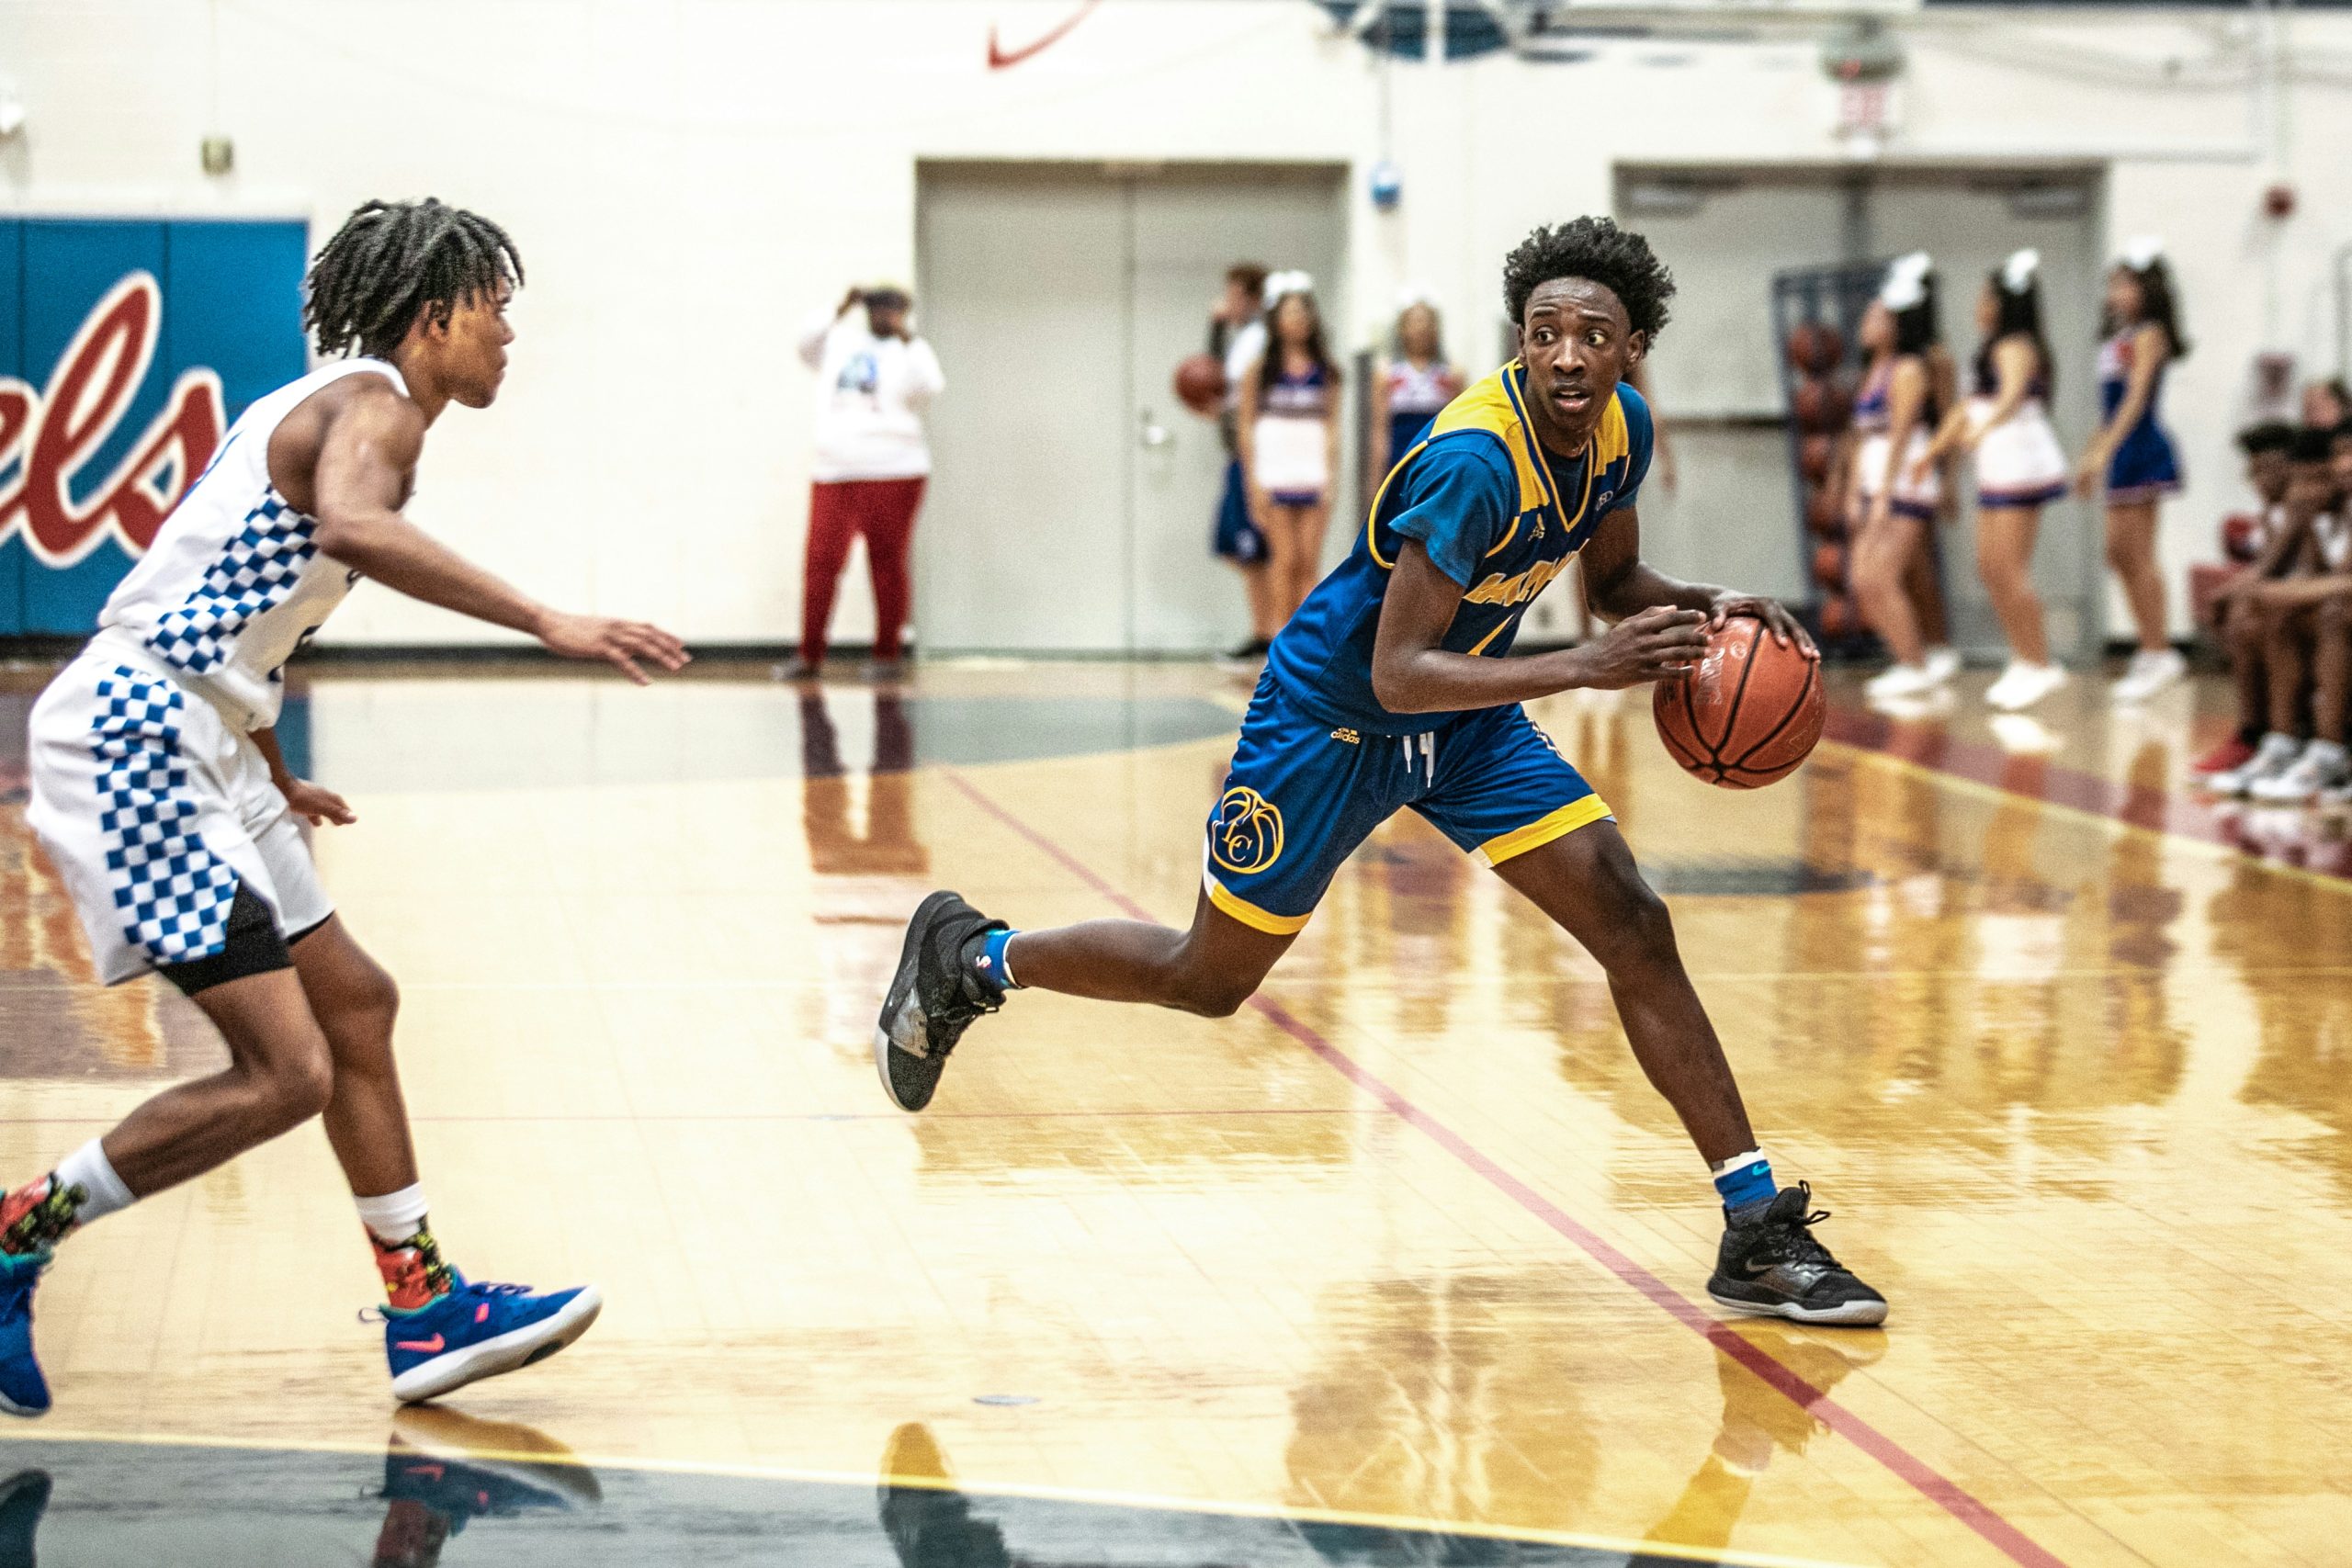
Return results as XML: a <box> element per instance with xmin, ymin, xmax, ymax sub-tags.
<box><xmin>918</xmin><ymin>164</ymin><xmax>1347</xmax><ymax>654</ymax></box>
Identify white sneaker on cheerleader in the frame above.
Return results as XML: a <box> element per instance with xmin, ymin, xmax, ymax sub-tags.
<box><xmin>2207</xmin><ymin>731</ymin><xmax>2303</xmax><ymax>798</ymax></box>
<box><xmin>1922</xmin><ymin>646</ymin><xmax>1962</xmax><ymax>687</ymax></box>
<box><xmin>2110</xmin><ymin>648</ymin><xmax>2186</xmax><ymax>704</ymax></box>
<box><xmin>1866</xmin><ymin>663</ymin><xmax>1941</xmax><ymax>701</ymax></box>
<box><xmin>1985</xmin><ymin>660</ymin><xmax>2069</xmax><ymax>712</ymax></box>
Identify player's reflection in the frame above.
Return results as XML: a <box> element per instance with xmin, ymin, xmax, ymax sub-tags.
<box><xmin>801</xmin><ymin>689</ymin><xmax>929</xmax><ymax>877</ymax></box>
<box><xmin>371</xmin><ymin>1408</ymin><xmax>601</xmax><ymax>1567</ymax></box>
<box><xmin>0</xmin><ymin>1469</ymin><xmax>48</xmax><ymax>1568</ymax></box>
<box><xmin>1629</xmin><ymin>1325</ymin><xmax>1884</xmax><ymax>1564</ymax></box>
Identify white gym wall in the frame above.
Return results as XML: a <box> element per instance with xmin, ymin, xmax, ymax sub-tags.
<box><xmin>2</xmin><ymin>1</ymin><xmax>2346</xmax><ymax>648</ymax></box>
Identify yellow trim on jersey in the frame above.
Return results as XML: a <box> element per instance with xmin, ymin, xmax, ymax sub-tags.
<box><xmin>1472</xmin><ymin>795</ymin><xmax>1613</xmax><ymax>868</ymax></box>
<box><xmin>1363</xmin><ymin>363</ymin><xmax>1631</xmax><ymax>572</ymax></box>
<box><xmin>1204</xmin><ymin>874</ymin><xmax>1315</xmax><ymax>935</ymax></box>
<box><xmin>1464</xmin><ymin>618</ymin><xmax>1513</xmax><ymax>657</ymax></box>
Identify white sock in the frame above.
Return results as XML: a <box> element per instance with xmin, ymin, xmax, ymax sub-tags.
<box><xmin>53</xmin><ymin>1139</ymin><xmax>134</xmax><ymax>1227</ymax></box>
<box><xmin>354</xmin><ymin>1182</ymin><xmax>431</xmax><ymax>1245</ymax></box>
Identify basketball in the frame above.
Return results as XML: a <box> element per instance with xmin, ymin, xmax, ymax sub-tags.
<box><xmin>1173</xmin><ymin>352</ymin><xmax>1227</xmax><ymax>415</ymax></box>
<box><xmin>1811</xmin><ymin>539</ymin><xmax>1845</xmax><ymax>590</ymax></box>
<box><xmin>1798</xmin><ymin>432</ymin><xmax>1835</xmax><ymax>482</ymax></box>
<box><xmin>1805</xmin><ymin>487</ymin><xmax>1844</xmax><ymax>536</ymax></box>
<box><xmin>1785</xmin><ymin>321</ymin><xmax>1843</xmax><ymax>376</ymax></box>
<box><xmin>1652</xmin><ymin>616</ymin><xmax>1825</xmax><ymax>790</ymax></box>
<box><xmin>1791</xmin><ymin>376</ymin><xmax>1848</xmax><ymax>432</ymax></box>
<box><xmin>1819</xmin><ymin>594</ymin><xmax>1856</xmax><ymax>638</ymax></box>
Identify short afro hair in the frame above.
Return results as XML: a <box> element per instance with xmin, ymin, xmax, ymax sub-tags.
<box><xmin>1502</xmin><ymin>217</ymin><xmax>1675</xmax><ymax>344</ymax></box>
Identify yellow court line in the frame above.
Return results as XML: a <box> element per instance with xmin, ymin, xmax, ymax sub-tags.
<box><xmin>1820</xmin><ymin>737</ymin><xmax>2352</xmax><ymax>901</ymax></box>
<box><xmin>0</xmin><ymin>1426</ymin><xmax>1871</xmax><ymax>1568</ymax></box>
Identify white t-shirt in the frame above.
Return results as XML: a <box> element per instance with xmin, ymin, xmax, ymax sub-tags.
<box><xmin>797</xmin><ymin>311</ymin><xmax>945</xmax><ymax>482</ymax></box>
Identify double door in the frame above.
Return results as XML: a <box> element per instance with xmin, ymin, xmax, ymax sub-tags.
<box><xmin>916</xmin><ymin>164</ymin><xmax>1348</xmax><ymax>653</ymax></box>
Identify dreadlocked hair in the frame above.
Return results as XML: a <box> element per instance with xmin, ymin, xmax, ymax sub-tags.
<box><xmin>303</xmin><ymin>198</ymin><xmax>523</xmax><ymax>360</ymax></box>
<box><xmin>1502</xmin><ymin>217</ymin><xmax>1675</xmax><ymax>343</ymax></box>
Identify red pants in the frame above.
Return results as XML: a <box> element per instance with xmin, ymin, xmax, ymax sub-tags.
<box><xmin>801</xmin><ymin>477</ymin><xmax>925</xmax><ymax>664</ymax></box>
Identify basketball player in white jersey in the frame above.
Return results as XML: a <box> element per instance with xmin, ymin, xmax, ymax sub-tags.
<box><xmin>0</xmin><ymin>198</ymin><xmax>688</xmax><ymax>1416</ymax></box>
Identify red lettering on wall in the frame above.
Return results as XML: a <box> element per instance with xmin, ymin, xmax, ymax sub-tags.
<box><xmin>0</xmin><ymin>271</ymin><xmax>226</xmax><ymax>567</ymax></box>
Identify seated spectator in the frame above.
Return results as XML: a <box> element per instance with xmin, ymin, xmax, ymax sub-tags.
<box><xmin>2209</xmin><ymin>428</ymin><xmax>2350</xmax><ymax>799</ymax></box>
<box><xmin>2194</xmin><ymin>422</ymin><xmax>2297</xmax><ymax>775</ymax></box>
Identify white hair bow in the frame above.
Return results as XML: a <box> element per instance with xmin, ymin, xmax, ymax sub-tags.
<box><xmin>1261</xmin><ymin>270</ymin><xmax>1315</xmax><ymax>307</ymax></box>
<box><xmin>1879</xmin><ymin>251</ymin><xmax>1933</xmax><ymax>311</ymax></box>
<box><xmin>2120</xmin><ymin>235</ymin><xmax>2165</xmax><ymax>271</ymax></box>
<box><xmin>2001</xmin><ymin>248</ymin><xmax>2040</xmax><ymax>294</ymax></box>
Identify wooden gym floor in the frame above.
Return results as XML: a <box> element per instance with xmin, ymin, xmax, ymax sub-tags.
<box><xmin>0</xmin><ymin>656</ymin><xmax>2345</xmax><ymax>1567</ymax></box>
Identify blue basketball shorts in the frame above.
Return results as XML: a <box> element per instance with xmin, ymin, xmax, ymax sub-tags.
<box><xmin>1202</xmin><ymin>674</ymin><xmax>1611</xmax><ymax>934</ymax></box>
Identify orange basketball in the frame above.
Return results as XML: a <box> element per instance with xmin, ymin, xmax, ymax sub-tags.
<box><xmin>1798</xmin><ymin>433</ymin><xmax>1836</xmax><ymax>483</ymax></box>
<box><xmin>1811</xmin><ymin>539</ymin><xmax>1845</xmax><ymax>590</ymax></box>
<box><xmin>1819</xmin><ymin>594</ymin><xmax>1855</xmax><ymax>638</ymax></box>
<box><xmin>1173</xmin><ymin>352</ymin><xmax>1227</xmax><ymax>416</ymax></box>
<box><xmin>1804</xmin><ymin>487</ymin><xmax>1844</xmax><ymax>536</ymax></box>
<box><xmin>1790</xmin><ymin>376</ymin><xmax>1849</xmax><ymax>433</ymax></box>
<box><xmin>1652</xmin><ymin>616</ymin><xmax>1825</xmax><ymax>790</ymax></box>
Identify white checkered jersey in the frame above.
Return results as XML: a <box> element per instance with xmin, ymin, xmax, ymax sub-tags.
<box><xmin>97</xmin><ymin>357</ymin><xmax>406</xmax><ymax>730</ymax></box>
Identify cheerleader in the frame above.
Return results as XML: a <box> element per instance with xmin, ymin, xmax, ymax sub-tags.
<box><xmin>1367</xmin><ymin>290</ymin><xmax>1464</xmax><ymax>487</ymax></box>
<box><xmin>1237</xmin><ymin>274</ymin><xmax>1343</xmax><ymax>626</ymax></box>
<box><xmin>2078</xmin><ymin>236</ymin><xmax>2190</xmax><ymax>702</ymax></box>
<box><xmin>1850</xmin><ymin>253</ymin><xmax>1958</xmax><ymax>700</ymax></box>
<box><xmin>1914</xmin><ymin>249</ymin><xmax>2069</xmax><ymax>710</ymax></box>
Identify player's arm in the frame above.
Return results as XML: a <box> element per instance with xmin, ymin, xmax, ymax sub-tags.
<box><xmin>2219</xmin><ymin>504</ymin><xmax>2317</xmax><ymax>599</ymax></box>
<box><xmin>248</xmin><ymin>728</ymin><xmax>356</xmax><ymax>827</ymax></box>
<box><xmin>1234</xmin><ymin>357</ymin><xmax>1267</xmax><ymax>517</ymax></box>
<box><xmin>310</xmin><ymin>387</ymin><xmax>690</xmax><ymax>685</ymax></box>
<box><xmin>1582</xmin><ymin>503</ymin><xmax>1814</xmax><ymax>653</ymax></box>
<box><xmin>1370</xmin><ymin>540</ymin><xmax>1707</xmax><ymax>712</ymax></box>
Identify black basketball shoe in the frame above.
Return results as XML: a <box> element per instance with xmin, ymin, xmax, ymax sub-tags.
<box><xmin>875</xmin><ymin>891</ymin><xmax>1009</xmax><ymax>1112</ymax></box>
<box><xmin>1707</xmin><ymin>1184</ymin><xmax>1887</xmax><ymax>1326</ymax></box>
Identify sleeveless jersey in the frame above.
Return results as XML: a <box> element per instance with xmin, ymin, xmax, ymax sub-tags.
<box><xmin>96</xmin><ymin>358</ymin><xmax>402</xmax><ymax>731</ymax></box>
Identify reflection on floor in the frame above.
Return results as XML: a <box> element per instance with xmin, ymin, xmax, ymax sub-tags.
<box><xmin>0</xmin><ymin>657</ymin><xmax>2346</xmax><ymax>1568</ymax></box>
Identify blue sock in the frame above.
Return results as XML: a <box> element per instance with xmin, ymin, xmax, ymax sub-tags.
<box><xmin>972</xmin><ymin>928</ymin><xmax>1022</xmax><ymax>991</ymax></box>
<box><xmin>1712</xmin><ymin>1150</ymin><xmax>1776</xmax><ymax>1215</ymax></box>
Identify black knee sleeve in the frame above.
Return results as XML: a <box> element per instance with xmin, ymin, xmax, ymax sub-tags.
<box><xmin>160</xmin><ymin>885</ymin><xmax>293</xmax><ymax>997</ymax></box>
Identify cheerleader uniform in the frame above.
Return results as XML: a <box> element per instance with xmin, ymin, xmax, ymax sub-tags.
<box><xmin>1252</xmin><ymin>361</ymin><xmax>1332</xmax><ymax>507</ymax></box>
<box><xmin>2097</xmin><ymin>329</ymin><xmax>2183</xmax><ymax>503</ymax></box>
<box><xmin>1966</xmin><ymin>343</ymin><xmax>2069</xmax><ymax>509</ymax></box>
<box><xmin>1382</xmin><ymin>357</ymin><xmax>1458</xmax><ymax>469</ymax></box>
<box><xmin>1850</xmin><ymin>358</ymin><xmax>1939</xmax><ymax>524</ymax></box>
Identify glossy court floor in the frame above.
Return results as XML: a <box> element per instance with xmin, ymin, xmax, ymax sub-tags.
<box><xmin>0</xmin><ymin>655</ymin><xmax>2347</xmax><ymax>1568</ymax></box>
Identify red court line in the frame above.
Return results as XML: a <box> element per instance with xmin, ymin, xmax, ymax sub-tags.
<box><xmin>944</xmin><ymin>768</ymin><xmax>2075</xmax><ymax>1568</ymax></box>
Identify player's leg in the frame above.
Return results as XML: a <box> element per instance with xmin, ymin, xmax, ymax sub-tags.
<box><xmin>2212</xmin><ymin>602</ymin><xmax>2313</xmax><ymax>795</ymax></box>
<box><xmin>797</xmin><ymin>480</ymin><xmax>860</xmax><ymax>675</ymax></box>
<box><xmin>874</xmin><ymin>679</ymin><xmax>1380</xmax><ymax>1111</ymax></box>
<box><xmin>2254</xmin><ymin>592</ymin><xmax>2352</xmax><ymax>802</ymax></box>
<box><xmin>1418</xmin><ymin>706</ymin><xmax>1883</xmax><ymax>1325</ymax></box>
<box><xmin>288</xmin><ymin>902</ymin><xmax>601</xmax><ymax>1404</ymax></box>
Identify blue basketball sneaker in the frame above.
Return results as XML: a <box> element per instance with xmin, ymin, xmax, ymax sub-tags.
<box><xmin>0</xmin><ymin>1253</ymin><xmax>51</xmax><ymax>1418</ymax></box>
<box><xmin>382</xmin><ymin>1273</ymin><xmax>602</xmax><ymax>1404</ymax></box>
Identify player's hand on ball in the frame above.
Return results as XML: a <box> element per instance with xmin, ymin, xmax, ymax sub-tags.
<box><xmin>537</xmin><ymin>612</ymin><xmax>692</xmax><ymax>685</ymax></box>
<box><xmin>1578</xmin><ymin>606</ymin><xmax>1709</xmax><ymax>689</ymax></box>
<box><xmin>280</xmin><ymin>778</ymin><xmax>357</xmax><ymax>828</ymax></box>
<box><xmin>1709</xmin><ymin>592</ymin><xmax>1815</xmax><ymax>656</ymax></box>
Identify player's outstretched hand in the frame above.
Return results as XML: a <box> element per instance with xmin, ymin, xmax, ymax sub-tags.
<box><xmin>1576</xmin><ymin>606</ymin><xmax>1709</xmax><ymax>690</ymax></box>
<box><xmin>1709</xmin><ymin>592</ymin><xmax>1816</xmax><ymax>657</ymax></box>
<box><xmin>537</xmin><ymin>612</ymin><xmax>692</xmax><ymax>685</ymax></box>
<box><xmin>280</xmin><ymin>777</ymin><xmax>357</xmax><ymax>828</ymax></box>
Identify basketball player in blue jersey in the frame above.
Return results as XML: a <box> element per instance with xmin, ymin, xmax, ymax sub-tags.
<box><xmin>0</xmin><ymin>198</ymin><xmax>690</xmax><ymax>1416</ymax></box>
<box><xmin>879</xmin><ymin>219</ymin><xmax>1886</xmax><ymax>1325</ymax></box>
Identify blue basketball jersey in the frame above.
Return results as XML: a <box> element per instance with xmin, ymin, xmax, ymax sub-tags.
<box><xmin>1264</xmin><ymin>365</ymin><xmax>1653</xmax><ymax>735</ymax></box>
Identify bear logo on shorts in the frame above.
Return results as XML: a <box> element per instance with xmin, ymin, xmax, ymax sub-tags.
<box><xmin>1210</xmin><ymin>786</ymin><xmax>1284</xmax><ymax>875</ymax></box>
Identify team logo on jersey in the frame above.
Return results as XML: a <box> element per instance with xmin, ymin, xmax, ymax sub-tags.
<box><xmin>1210</xmin><ymin>785</ymin><xmax>1284</xmax><ymax>875</ymax></box>
<box><xmin>0</xmin><ymin>272</ymin><xmax>224</xmax><ymax>569</ymax></box>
